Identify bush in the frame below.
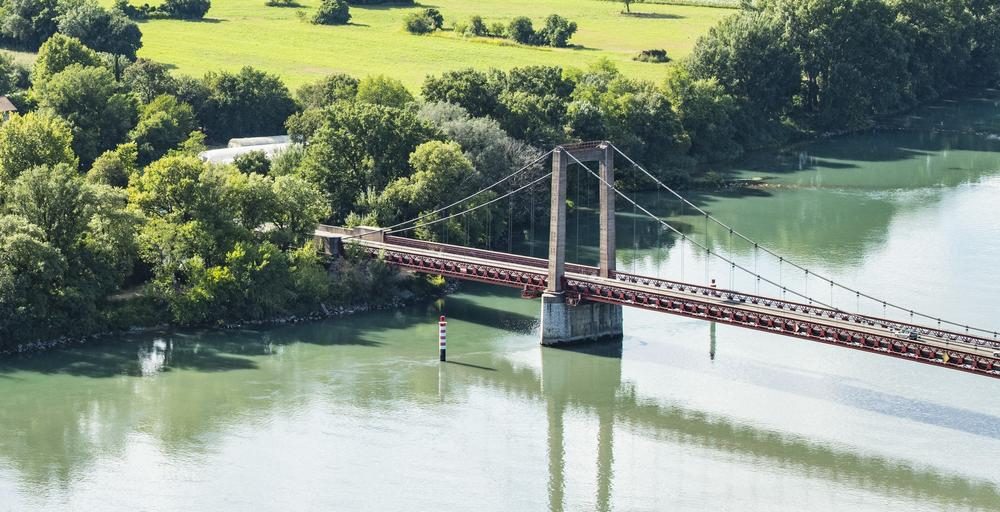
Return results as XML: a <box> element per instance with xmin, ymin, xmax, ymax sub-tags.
<box><xmin>507</xmin><ymin>16</ymin><xmax>534</xmax><ymax>44</ymax></box>
<box><xmin>160</xmin><ymin>0</ymin><xmax>211</xmax><ymax>19</ymax></box>
<box><xmin>266</xmin><ymin>0</ymin><xmax>299</xmax><ymax>6</ymax></box>
<box><xmin>313</xmin><ymin>0</ymin><xmax>351</xmax><ymax>25</ymax></box>
<box><xmin>423</xmin><ymin>8</ymin><xmax>444</xmax><ymax>30</ymax></box>
<box><xmin>635</xmin><ymin>49</ymin><xmax>670</xmax><ymax>63</ymax></box>
<box><xmin>488</xmin><ymin>22</ymin><xmax>506</xmax><ymax>38</ymax></box>
<box><xmin>466</xmin><ymin>15</ymin><xmax>487</xmax><ymax>36</ymax></box>
<box><xmin>536</xmin><ymin>14</ymin><xmax>577</xmax><ymax>47</ymax></box>
<box><xmin>403</xmin><ymin>12</ymin><xmax>434</xmax><ymax>34</ymax></box>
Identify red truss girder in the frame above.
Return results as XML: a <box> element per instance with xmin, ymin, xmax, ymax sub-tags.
<box><xmin>362</xmin><ymin>242</ymin><xmax>1000</xmax><ymax>379</ymax></box>
<box><xmin>564</xmin><ymin>278</ymin><xmax>1000</xmax><ymax>379</ymax></box>
<box><xmin>371</xmin><ymin>248</ymin><xmax>548</xmax><ymax>291</ymax></box>
<box><xmin>611</xmin><ymin>272</ymin><xmax>1000</xmax><ymax>351</ymax></box>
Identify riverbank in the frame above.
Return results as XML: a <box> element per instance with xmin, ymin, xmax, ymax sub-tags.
<box><xmin>1</xmin><ymin>267</ymin><xmax>455</xmax><ymax>359</ymax></box>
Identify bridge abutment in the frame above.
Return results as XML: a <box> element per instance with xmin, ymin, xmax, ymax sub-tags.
<box><xmin>541</xmin><ymin>293</ymin><xmax>624</xmax><ymax>346</ymax></box>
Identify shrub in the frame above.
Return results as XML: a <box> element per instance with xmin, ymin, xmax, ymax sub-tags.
<box><xmin>466</xmin><ymin>15</ymin><xmax>487</xmax><ymax>36</ymax></box>
<box><xmin>423</xmin><ymin>8</ymin><xmax>444</xmax><ymax>30</ymax></box>
<box><xmin>160</xmin><ymin>0</ymin><xmax>211</xmax><ymax>19</ymax></box>
<box><xmin>488</xmin><ymin>22</ymin><xmax>506</xmax><ymax>38</ymax></box>
<box><xmin>313</xmin><ymin>0</ymin><xmax>351</xmax><ymax>25</ymax></box>
<box><xmin>635</xmin><ymin>49</ymin><xmax>670</xmax><ymax>63</ymax></box>
<box><xmin>507</xmin><ymin>16</ymin><xmax>534</xmax><ymax>44</ymax></box>
<box><xmin>403</xmin><ymin>12</ymin><xmax>434</xmax><ymax>34</ymax></box>
<box><xmin>266</xmin><ymin>0</ymin><xmax>299</xmax><ymax>6</ymax></box>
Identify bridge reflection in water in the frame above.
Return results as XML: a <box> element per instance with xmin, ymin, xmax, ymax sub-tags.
<box><xmin>1</xmin><ymin>295</ymin><xmax>999</xmax><ymax>509</ymax></box>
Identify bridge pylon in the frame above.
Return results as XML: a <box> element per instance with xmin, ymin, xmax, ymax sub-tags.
<box><xmin>541</xmin><ymin>142</ymin><xmax>623</xmax><ymax>346</ymax></box>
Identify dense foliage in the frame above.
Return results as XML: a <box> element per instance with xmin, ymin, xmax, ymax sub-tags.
<box><xmin>687</xmin><ymin>0</ymin><xmax>1000</xmax><ymax>136</ymax></box>
<box><xmin>1</xmin><ymin>0</ymin><xmax>1000</xmax><ymax>348</ymax></box>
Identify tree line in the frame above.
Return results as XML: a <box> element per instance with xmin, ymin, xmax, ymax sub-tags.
<box><xmin>1</xmin><ymin>0</ymin><xmax>999</xmax><ymax>347</ymax></box>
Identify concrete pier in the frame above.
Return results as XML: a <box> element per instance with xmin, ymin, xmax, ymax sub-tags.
<box><xmin>540</xmin><ymin>293</ymin><xmax>624</xmax><ymax>346</ymax></box>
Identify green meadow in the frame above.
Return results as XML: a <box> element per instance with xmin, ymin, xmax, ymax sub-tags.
<box><xmin>103</xmin><ymin>0</ymin><xmax>732</xmax><ymax>89</ymax></box>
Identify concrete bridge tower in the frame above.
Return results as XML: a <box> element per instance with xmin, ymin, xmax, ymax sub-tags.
<box><xmin>540</xmin><ymin>142</ymin><xmax>624</xmax><ymax>346</ymax></box>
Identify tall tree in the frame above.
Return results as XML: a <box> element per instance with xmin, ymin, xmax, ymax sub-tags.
<box><xmin>200</xmin><ymin>67</ymin><xmax>297</xmax><ymax>142</ymax></box>
<box><xmin>57</xmin><ymin>0</ymin><xmax>142</xmax><ymax>79</ymax></box>
<box><xmin>32</xmin><ymin>64</ymin><xmax>138</xmax><ymax>165</ymax></box>
<box><xmin>0</xmin><ymin>111</ymin><xmax>78</xmax><ymax>184</ymax></box>
<box><xmin>31</xmin><ymin>33</ymin><xmax>102</xmax><ymax>83</ymax></box>
<box><xmin>0</xmin><ymin>0</ymin><xmax>60</xmax><ymax>49</ymax></box>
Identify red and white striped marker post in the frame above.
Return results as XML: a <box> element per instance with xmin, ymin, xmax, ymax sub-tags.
<box><xmin>439</xmin><ymin>315</ymin><xmax>447</xmax><ymax>362</ymax></box>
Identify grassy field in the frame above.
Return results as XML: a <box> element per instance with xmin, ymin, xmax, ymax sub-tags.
<box><xmin>97</xmin><ymin>0</ymin><xmax>730</xmax><ymax>90</ymax></box>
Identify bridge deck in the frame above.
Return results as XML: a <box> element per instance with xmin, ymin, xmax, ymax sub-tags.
<box><xmin>317</xmin><ymin>228</ymin><xmax>1000</xmax><ymax>378</ymax></box>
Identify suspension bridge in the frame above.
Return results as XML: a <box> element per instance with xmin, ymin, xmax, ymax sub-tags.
<box><xmin>315</xmin><ymin>142</ymin><xmax>1000</xmax><ymax>379</ymax></box>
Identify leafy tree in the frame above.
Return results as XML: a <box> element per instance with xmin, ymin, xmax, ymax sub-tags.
<box><xmin>173</xmin><ymin>74</ymin><xmax>211</xmax><ymax>113</ymax></box>
<box><xmin>0</xmin><ymin>111</ymin><xmax>77</xmax><ymax>184</ymax></box>
<box><xmin>464</xmin><ymin>15</ymin><xmax>487</xmax><ymax>36</ymax></box>
<box><xmin>233</xmin><ymin>150</ymin><xmax>271</xmax><ymax>175</ymax></box>
<box><xmin>295</xmin><ymin>73</ymin><xmax>358</xmax><ymax>109</ymax></box>
<box><xmin>424</xmin><ymin>8</ymin><xmax>444</xmax><ymax>29</ymax></box>
<box><xmin>536</xmin><ymin>14</ymin><xmax>577</xmax><ymax>47</ymax></box>
<box><xmin>87</xmin><ymin>142</ymin><xmax>139</xmax><ymax>188</ymax></box>
<box><xmin>889</xmin><ymin>0</ymin><xmax>972</xmax><ymax>101</ymax></box>
<box><xmin>568</xmin><ymin>62</ymin><xmax>690</xmax><ymax>175</ymax></box>
<box><xmin>312</xmin><ymin>0</ymin><xmax>350</xmax><ymax>25</ymax></box>
<box><xmin>507</xmin><ymin>16</ymin><xmax>534</xmax><ymax>44</ymax></box>
<box><xmin>123</xmin><ymin>58</ymin><xmax>179</xmax><ymax>104</ymax></box>
<box><xmin>417</xmin><ymin>101</ymin><xmax>542</xmax><ymax>186</ymax></box>
<box><xmin>129</xmin><ymin>155</ymin><xmax>328</xmax><ymax>324</ymax></box>
<box><xmin>31</xmin><ymin>33</ymin><xmax>102</xmax><ymax>83</ymax></box>
<box><xmin>129</xmin><ymin>94</ymin><xmax>198</xmax><ymax>164</ymax></box>
<box><xmin>356</xmin><ymin>74</ymin><xmax>414</xmax><ymax>108</ymax></box>
<box><xmin>268</xmin><ymin>174</ymin><xmax>331</xmax><ymax>248</ymax></box>
<box><xmin>32</xmin><ymin>64</ymin><xmax>139</xmax><ymax>165</ymax></box>
<box><xmin>200</xmin><ymin>67</ymin><xmax>297</xmax><ymax>142</ymax></box>
<box><xmin>270</xmin><ymin>144</ymin><xmax>307</xmax><ymax>176</ymax></box>
<box><xmin>422</xmin><ymin>68</ymin><xmax>502</xmax><ymax>118</ymax></box>
<box><xmin>0</xmin><ymin>215</ymin><xmax>66</xmax><ymax>344</ymax></box>
<box><xmin>762</xmin><ymin>0</ymin><xmax>909</xmax><ymax>129</ymax></box>
<box><xmin>160</xmin><ymin>0</ymin><xmax>212</xmax><ymax>19</ymax></box>
<box><xmin>966</xmin><ymin>0</ymin><xmax>1000</xmax><ymax>86</ymax></box>
<box><xmin>687</xmin><ymin>9</ymin><xmax>799</xmax><ymax>118</ymax></box>
<box><xmin>496</xmin><ymin>89</ymin><xmax>564</xmax><ymax>144</ymax></box>
<box><xmin>503</xmin><ymin>66</ymin><xmax>574</xmax><ymax>98</ymax></box>
<box><xmin>3</xmin><ymin>163</ymin><xmax>138</xmax><ymax>339</ymax></box>
<box><xmin>293</xmin><ymin>101</ymin><xmax>438</xmax><ymax>221</ymax></box>
<box><xmin>663</xmin><ymin>65</ymin><xmax>742</xmax><ymax>161</ymax></box>
<box><xmin>56</xmin><ymin>0</ymin><xmax>142</xmax><ymax>78</ymax></box>
<box><xmin>0</xmin><ymin>0</ymin><xmax>60</xmax><ymax>49</ymax></box>
<box><xmin>377</xmin><ymin>141</ymin><xmax>473</xmax><ymax>223</ymax></box>
<box><xmin>0</xmin><ymin>52</ymin><xmax>15</xmax><ymax>95</ymax></box>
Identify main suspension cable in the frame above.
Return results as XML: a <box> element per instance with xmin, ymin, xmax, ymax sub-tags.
<box><xmin>339</xmin><ymin>149</ymin><xmax>553</xmax><ymax>242</ymax></box>
<box><xmin>609</xmin><ymin>143</ymin><xmax>998</xmax><ymax>337</ymax></box>
<box><xmin>561</xmin><ymin>149</ymin><xmax>835</xmax><ymax>309</ymax></box>
<box><xmin>387</xmin><ymin>171</ymin><xmax>553</xmax><ymax>236</ymax></box>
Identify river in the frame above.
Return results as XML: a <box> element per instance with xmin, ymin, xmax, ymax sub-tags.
<box><xmin>2</xmin><ymin>91</ymin><xmax>1000</xmax><ymax>511</ymax></box>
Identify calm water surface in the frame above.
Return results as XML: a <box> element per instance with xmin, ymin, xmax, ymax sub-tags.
<box><xmin>3</xmin><ymin>92</ymin><xmax>1000</xmax><ymax>511</ymax></box>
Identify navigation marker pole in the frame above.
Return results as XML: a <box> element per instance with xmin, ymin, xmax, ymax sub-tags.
<box><xmin>439</xmin><ymin>315</ymin><xmax>447</xmax><ymax>362</ymax></box>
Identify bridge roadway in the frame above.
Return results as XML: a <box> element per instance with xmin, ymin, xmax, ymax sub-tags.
<box><xmin>318</xmin><ymin>228</ymin><xmax>1000</xmax><ymax>379</ymax></box>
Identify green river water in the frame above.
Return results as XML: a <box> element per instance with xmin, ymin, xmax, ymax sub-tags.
<box><xmin>2</xmin><ymin>91</ymin><xmax>1000</xmax><ymax>511</ymax></box>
